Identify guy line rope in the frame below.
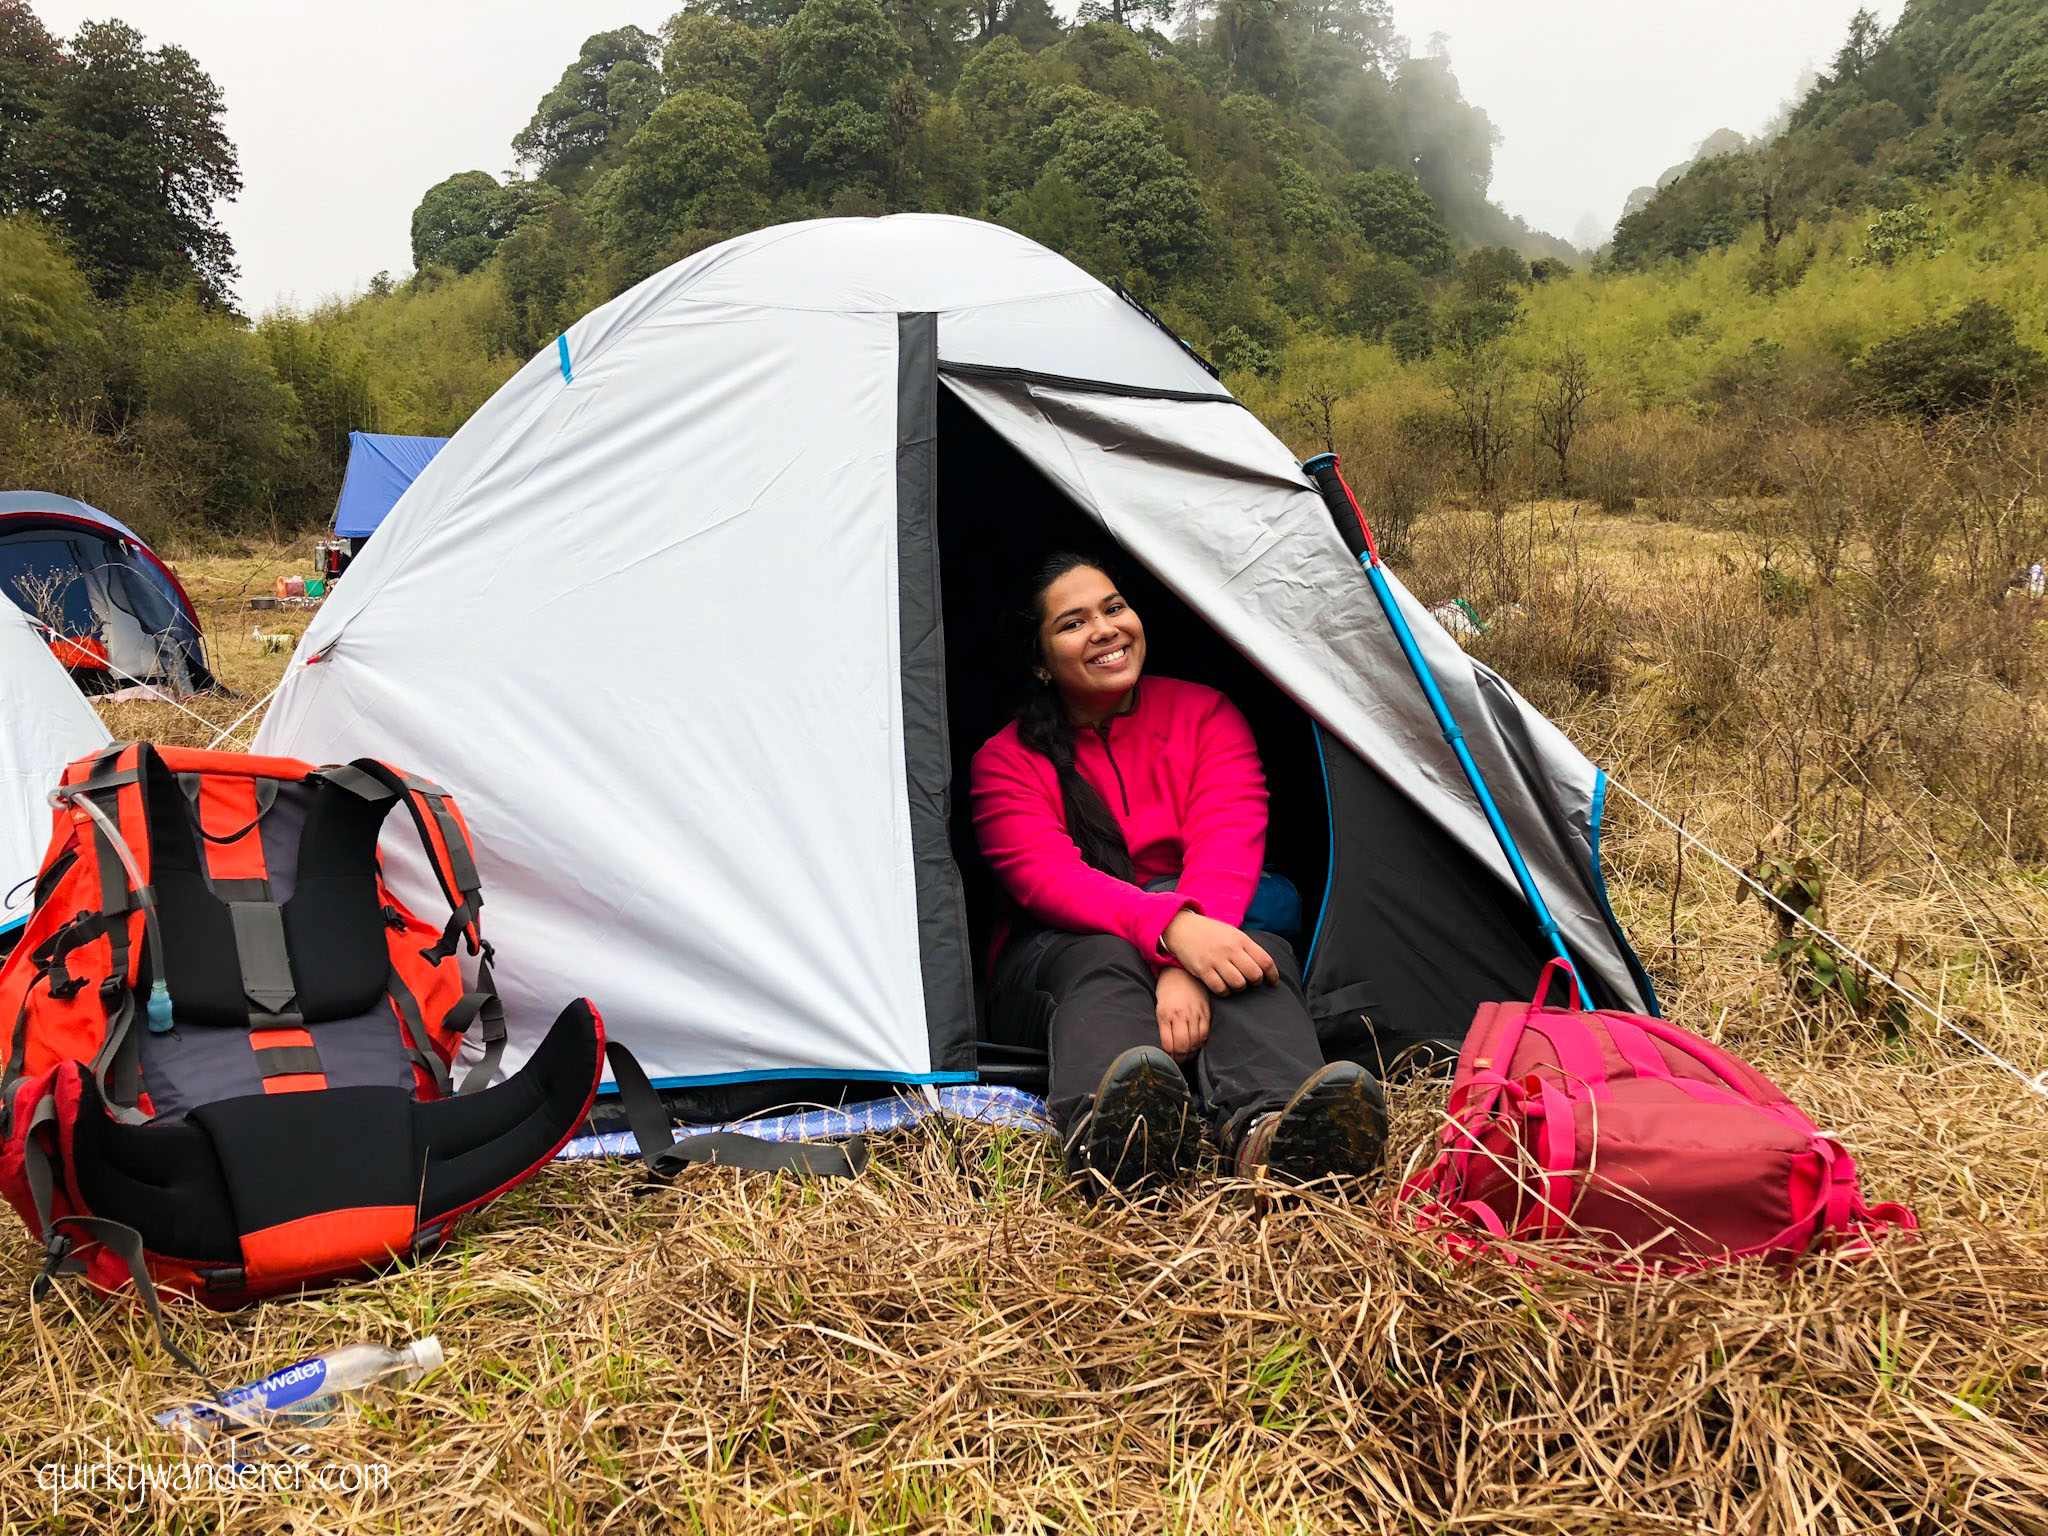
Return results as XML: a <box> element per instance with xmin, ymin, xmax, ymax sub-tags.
<box><xmin>1604</xmin><ymin>775</ymin><xmax>2048</xmax><ymax>1101</ymax></box>
<box><xmin>21</xmin><ymin>614</ymin><xmax>274</xmax><ymax>750</ymax></box>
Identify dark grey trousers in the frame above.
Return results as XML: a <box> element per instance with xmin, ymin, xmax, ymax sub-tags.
<box><xmin>990</xmin><ymin>927</ymin><xmax>1327</xmax><ymax>1152</ymax></box>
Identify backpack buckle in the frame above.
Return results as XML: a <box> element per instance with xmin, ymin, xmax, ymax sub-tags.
<box><xmin>32</xmin><ymin>1231</ymin><xmax>75</xmax><ymax>1297</ymax></box>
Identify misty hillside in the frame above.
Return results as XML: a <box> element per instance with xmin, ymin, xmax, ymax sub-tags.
<box><xmin>3</xmin><ymin>0</ymin><xmax>2047</xmax><ymax>540</ymax></box>
<box><xmin>1614</xmin><ymin>0</ymin><xmax>2048</xmax><ymax>269</ymax></box>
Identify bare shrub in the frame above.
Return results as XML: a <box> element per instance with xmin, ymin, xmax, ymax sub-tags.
<box><xmin>7</xmin><ymin>564</ymin><xmax>86</xmax><ymax>638</ymax></box>
<box><xmin>0</xmin><ymin>395</ymin><xmax>205</xmax><ymax>551</ymax></box>
<box><xmin>1337</xmin><ymin>419</ymin><xmax>1443</xmax><ymax>570</ymax></box>
<box><xmin>1438</xmin><ymin>347</ymin><xmax>1520</xmax><ymax>508</ymax></box>
<box><xmin>1575</xmin><ymin>409</ymin><xmax>1737</xmax><ymax>519</ymax></box>
<box><xmin>1576</xmin><ymin>416</ymin><xmax>1645</xmax><ymax>512</ymax></box>
<box><xmin>1767</xmin><ymin>425</ymin><xmax>1858</xmax><ymax>582</ymax></box>
<box><xmin>1407</xmin><ymin>504</ymin><xmax>1622</xmax><ymax>715</ymax></box>
<box><xmin>1933</xmin><ymin>408</ymin><xmax>2048</xmax><ymax>599</ymax></box>
<box><xmin>1286</xmin><ymin>377</ymin><xmax>1342</xmax><ymax>455</ymax></box>
<box><xmin>1663</xmin><ymin>575</ymin><xmax>1770</xmax><ymax>736</ymax></box>
<box><xmin>1532</xmin><ymin>342</ymin><xmax>1594</xmax><ymax>492</ymax></box>
<box><xmin>1767</xmin><ymin>418</ymin><xmax>1950</xmax><ymax>595</ymax></box>
<box><xmin>1469</xmin><ymin>579</ymin><xmax>1618</xmax><ymax>716</ymax></box>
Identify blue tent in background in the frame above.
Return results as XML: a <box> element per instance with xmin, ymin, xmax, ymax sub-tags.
<box><xmin>333</xmin><ymin>432</ymin><xmax>448</xmax><ymax>541</ymax></box>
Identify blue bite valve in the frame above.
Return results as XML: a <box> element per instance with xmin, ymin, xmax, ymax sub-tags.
<box><xmin>146</xmin><ymin>980</ymin><xmax>174</xmax><ymax>1033</ymax></box>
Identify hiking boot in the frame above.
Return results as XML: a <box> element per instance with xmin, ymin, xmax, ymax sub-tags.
<box><xmin>1068</xmin><ymin>1045</ymin><xmax>1199</xmax><ymax>1196</ymax></box>
<box><xmin>1234</xmin><ymin>1061</ymin><xmax>1388</xmax><ymax>1184</ymax></box>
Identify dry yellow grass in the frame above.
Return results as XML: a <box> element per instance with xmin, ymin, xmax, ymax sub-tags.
<box><xmin>4</xmin><ymin>520</ymin><xmax>2045</xmax><ymax>1535</ymax></box>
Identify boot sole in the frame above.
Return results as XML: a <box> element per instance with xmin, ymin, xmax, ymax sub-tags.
<box><xmin>1261</xmin><ymin>1063</ymin><xmax>1389</xmax><ymax>1183</ymax></box>
<box><xmin>1078</xmin><ymin>1046</ymin><xmax>1199</xmax><ymax>1195</ymax></box>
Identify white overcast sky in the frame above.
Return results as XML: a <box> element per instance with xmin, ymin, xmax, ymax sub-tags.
<box><xmin>30</xmin><ymin>0</ymin><xmax>1906</xmax><ymax>314</ymax></box>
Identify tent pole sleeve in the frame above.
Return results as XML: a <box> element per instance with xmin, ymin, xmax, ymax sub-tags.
<box><xmin>1300</xmin><ymin>452</ymin><xmax>1581</xmax><ymax>1005</ymax></box>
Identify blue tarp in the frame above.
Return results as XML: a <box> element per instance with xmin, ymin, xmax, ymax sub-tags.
<box><xmin>332</xmin><ymin>432</ymin><xmax>448</xmax><ymax>539</ymax></box>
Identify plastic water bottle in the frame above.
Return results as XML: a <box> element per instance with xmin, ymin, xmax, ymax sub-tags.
<box><xmin>156</xmin><ymin>1337</ymin><xmax>443</xmax><ymax>1450</ymax></box>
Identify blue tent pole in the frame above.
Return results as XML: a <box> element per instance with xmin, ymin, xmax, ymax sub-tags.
<box><xmin>1302</xmin><ymin>452</ymin><xmax>1581</xmax><ymax>1004</ymax></box>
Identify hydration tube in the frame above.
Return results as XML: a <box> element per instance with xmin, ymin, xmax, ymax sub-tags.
<box><xmin>1301</xmin><ymin>452</ymin><xmax>1583</xmax><ymax>1007</ymax></box>
<box><xmin>50</xmin><ymin>785</ymin><xmax>173</xmax><ymax>1031</ymax></box>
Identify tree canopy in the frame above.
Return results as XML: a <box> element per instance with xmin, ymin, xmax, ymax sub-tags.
<box><xmin>411</xmin><ymin>172</ymin><xmax>560</xmax><ymax>274</ymax></box>
<box><xmin>0</xmin><ymin>9</ymin><xmax>239</xmax><ymax>302</ymax></box>
<box><xmin>513</xmin><ymin>27</ymin><xmax>667</xmax><ymax>187</ymax></box>
<box><xmin>398</xmin><ymin>0</ymin><xmax>1570</xmax><ymax>364</ymax></box>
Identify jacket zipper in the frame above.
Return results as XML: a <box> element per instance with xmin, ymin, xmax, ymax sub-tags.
<box><xmin>1092</xmin><ymin>722</ymin><xmax>1132</xmax><ymax>815</ymax></box>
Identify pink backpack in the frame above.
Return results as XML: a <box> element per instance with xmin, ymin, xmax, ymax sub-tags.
<box><xmin>1402</xmin><ymin>962</ymin><xmax>1915</xmax><ymax>1271</ymax></box>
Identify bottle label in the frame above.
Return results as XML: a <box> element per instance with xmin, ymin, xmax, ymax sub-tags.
<box><xmin>156</xmin><ymin>1356</ymin><xmax>331</xmax><ymax>1431</ymax></box>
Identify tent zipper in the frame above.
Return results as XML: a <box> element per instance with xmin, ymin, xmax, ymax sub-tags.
<box><xmin>1092</xmin><ymin>722</ymin><xmax>1131</xmax><ymax>815</ymax></box>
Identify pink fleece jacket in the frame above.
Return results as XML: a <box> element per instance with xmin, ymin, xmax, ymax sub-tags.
<box><xmin>970</xmin><ymin>676</ymin><xmax>1267</xmax><ymax>964</ymax></box>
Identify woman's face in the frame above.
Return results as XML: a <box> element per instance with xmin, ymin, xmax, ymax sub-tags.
<box><xmin>1037</xmin><ymin>565</ymin><xmax>1145</xmax><ymax>714</ymax></box>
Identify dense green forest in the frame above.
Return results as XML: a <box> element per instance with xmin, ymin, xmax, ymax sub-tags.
<box><xmin>0</xmin><ymin>0</ymin><xmax>2045</xmax><ymax>541</ymax></box>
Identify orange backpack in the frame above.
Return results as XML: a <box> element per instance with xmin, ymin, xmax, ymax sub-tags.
<box><xmin>0</xmin><ymin>743</ymin><xmax>603</xmax><ymax>1353</ymax></box>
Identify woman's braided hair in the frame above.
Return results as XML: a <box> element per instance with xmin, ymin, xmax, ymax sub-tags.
<box><xmin>1012</xmin><ymin>552</ymin><xmax>1135</xmax><ymax>882</ymax></box>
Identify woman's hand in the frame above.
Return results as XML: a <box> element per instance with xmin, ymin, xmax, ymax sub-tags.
<box><xmin>1162</xmin><ymin>910</ymin><xmax>1279</xmax><ymax>995</ymax></box>
<box><xmin>1155</xmin><ymin>968</ymin><xmax>1211</xmax><ymax>1063</ymax></box>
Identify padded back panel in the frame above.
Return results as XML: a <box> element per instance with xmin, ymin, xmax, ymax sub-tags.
<box><xmin>143</xmin><ymin>756</ymin><xmax>393</xmax><ymax>1028</ymax></box>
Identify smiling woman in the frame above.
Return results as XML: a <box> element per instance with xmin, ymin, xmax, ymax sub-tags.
<box><xmin>1036</xmin><ymin>563</ymin><xmax>1147</xmax><ymax>722</ymax></box>
<box><xmin>968</xmin><ymin>552</ymin><xmax>1389</xmax><ymax>1198</ymax></box>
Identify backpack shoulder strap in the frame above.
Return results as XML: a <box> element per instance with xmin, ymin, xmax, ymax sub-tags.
<box><xmin>336</xmin><ymin>762</ymin><xmax>483</xmax><ymax>950</ymax></box>
<box><xmin>314</xmin><ymin>760</ymin><xmax>504</xmax><ymax>1093</ymax></box>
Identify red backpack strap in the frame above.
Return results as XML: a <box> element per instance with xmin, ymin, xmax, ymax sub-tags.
<box><xmin>9</xmin><ymin>744</ymin><xmax>156</xmax><ymax>1122</ymax></box>
<box><xmin>321</xmin><ymin>760</ymin><xmax>505</xmax><ymax>1091</ymax></box>
<box><xmin>1526</xmin><ymin>1073</ymin><xmax>1583</xmax><ymax>1239</ymax></box>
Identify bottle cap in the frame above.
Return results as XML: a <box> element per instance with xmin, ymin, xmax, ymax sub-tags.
<box><xmin>409</xmin><ymin>1336</ymin><xmax>445</xmax><ymax>1375</ymax></box>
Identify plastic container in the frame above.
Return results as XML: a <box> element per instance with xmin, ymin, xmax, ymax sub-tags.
<box><xmin>305</xmin><ymin>576</ymin><xmax>326</xmax><ymax>598</ymax></box>
<box><xmin>273</xmin><ymin>576</ymin><xmax>289</xmax><ymax>600</ymax></box>
<box><xmin>157</xmin><ymin>1336</ymin><xmax>443</xmax><ymax>1450</ymax></box>
<box><xmin>284</xmin><ymin>575</ymin><xmax>307</xmax><ymax>599</ymax></box>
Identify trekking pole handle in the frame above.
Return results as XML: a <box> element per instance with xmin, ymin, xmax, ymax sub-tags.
<box><xmin>1302</xmin><ymin>453</ymin><xmax>1379</xmax><ymax>566</ymax></box>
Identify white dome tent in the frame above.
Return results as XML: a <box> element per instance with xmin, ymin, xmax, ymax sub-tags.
<box><xmin>255</xmin><ymin>214</ymin><xmax>1654</xmax><ymax>1105</ymax></box>
<box><xmin>2</xmin><ymin>604</ymin><xmax>110</xmax><ymax>946</ymax></box>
